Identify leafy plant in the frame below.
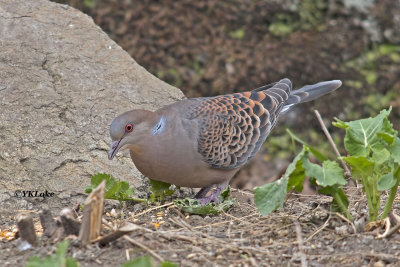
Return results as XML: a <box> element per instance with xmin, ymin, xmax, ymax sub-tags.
<box><xmin>174</xmin><ymin>187</ymin><xmax>235</xmax><ymax>215</ymax></box>
<box><xmin>254</xmin><ymin>146</ymin><xmax>351</xmax><ymax>219</ymax></box>
<box><xmin>334</xmin><ymin>108</ymin><xmax>400</xmax><ymax>221</ymax></box>
<box><xmin>255</xmin><ymin>108</ymin><xmax>400</xmax><ymax>222</ymax></box>
<box><xmin>121</xmin><ymin>256</ymin><xmax>177</xmax><ymax>267</ymax></box>
<box><xmin>149</xmin><ymin>179</ymin><xmax>174</xmax><ymax>202</ymax></box>
<box><xmin>85</xmin><ymin>173</ymin><xmax>146</xmax><ymax>203</ymax></box>
<box><xmin>25</xmin><ymin>240</ymin><xmax>77</xmax><ymax>267</ymax></box>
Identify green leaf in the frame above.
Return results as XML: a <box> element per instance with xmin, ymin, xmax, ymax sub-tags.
<box><xmin>343</xmin><ymin>156</ymin><xmax>375</xmax><ymax>180</ymax></box>
<box><xmin>65</xmin><ymin>258</ymin><xmax>79</xmax><ymax>267</ymax></box>
<box><xmin>371</xmin><ymin>142</ymin><xmax>391</xmax><ymax>164</ymax></box>
<box><xmin>318</xmin><ymin>186</ymin><xmax>350</xmax><ymax>214</ymax></box>
<box><xmin>339</xmin><ymin>108</ymin><xmax>392</xmax><ymax>157</ymax></box>
<box><xmin>149</xmin><ymin>179</ymin><xmax>174</xmax><ymax>202</ymax></box>
<box><xmin>86</xmin><ymin>173</ymin><xmax>108</xmax><ymax>193</ymax></box>
<box><xmin>122</xmin><ymin>256</ymin><xmax>153</xmax><ymax>267</ymax></box>
<box><xmin>286</xmin><ymin>147</ymin><xmax>307</xmax><ymax>175</ymax></box>
<box><xmin>104</xmin><ymin>178</ymin><xmax>119</xmax><ymax>198</ymax></box>
<box><xmin>391</xmin><ymin>137</ymin><xmax>400</xmax><ymax>164</ymax></box>
<box><xmin>378</xmin><ymin>173</ymin><xmax>396</xmax><ymax>191</ymax></box>
<box><xmin>379</xmin><ymin>116</ymin><xmax>398</xmax><ymax>145</ymax></box>
<box><xmin>287</xmin><ymin>157</ymin><xmax>306</xmax><ymax>192</ymax></box>
<box><xmin>286</xmin><ymin>148</ymin><xmax>308</xmax><ymax>192</ymax></box>
<box><xmin>332</xmin><ymin>188</ymin><xmax>349</xmax><ymax>214</ymax></box>
<box><xmin>86</xmin><ymin>173</ymin><xmax>136</xmax><ymax>202</ymax></box>
<box><xmin>332</xmin><ymin>118</ymin><xmax>350</xmax><ymax>129</ymax></box>
<box><xmin>377</xmin><ymin>132</ymin><xmax>395</xmax><ymax>144</ymax></box>
<box><xmin>286</xmin><ymin>129</ymin><xmax>328</xmax><ymax>162</ymax></box>
<box><xmin>254</xmin><ymin>177</ymin><xmax>288</xmax><ymax>216</ymax></box>
<box><xmin>26</xmin><ymin>240</ymin><xmax>78</xmax><ymax>267</ymax></box>
<box><xmin>92</xmin><ymin>173</ymin><xmax>108</xmax><ymax>187</ymax></box>
<box><xmin>174</xmin><ymin>187</ymin><xmax>235</xmax><ymax>215</ymax></box>
<box><xmin>303</xmin><ymin>159</ymin><xmax>346</xmax><ymax>187</ymax></box>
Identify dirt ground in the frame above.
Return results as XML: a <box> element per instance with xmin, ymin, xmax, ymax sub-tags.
<box><xmin>2</xmin><ymin>187</ymin><xmax>400</xmax><ymax>267</ymax></box>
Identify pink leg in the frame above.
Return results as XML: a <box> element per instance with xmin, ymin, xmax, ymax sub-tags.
<box><xmin>196</xmin><ymin>180</ymin><xmax>229</xmax><ymax>205</ymax></box>
<box><xmin>194</xmin><ymin>185</ymin><xmax>214</xmax><ymax>199</ymax></box>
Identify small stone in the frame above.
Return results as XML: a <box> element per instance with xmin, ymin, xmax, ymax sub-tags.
<box><xmin>73</xmin><ymin>250</ymin><xmax>86</xmax><ymax>261</ymax></box>
<box><xmin>355</xmin><ymin>216</ymin><xmax>366</xmax><ymax>233</ymax></box>
<box><xmin>110</xmin><ymin>208</ymin><xmax>117</xmax><ymax>217</ymax></box>
<box><xmin>373</xmin><ymin>260</ymin><xmax>385</xmax><ymax>267</ymax></box>
<box><xmin>190</xmin><ymin>215</ymin><xmax>203</xmax><ymax>221</ymax></box>
<box><xmin>277</xmin><ymin>229</ymin><xmax>289</xmax><ymax>237</ymax></box>
<box><xmin>187</xmin><ymin>253</ymin><xmax>196</xmax><ymax>259</ymax></box>
<box><xmin>362</xmin><ymin>235</ymin><xmax>374</xmax><ymax>244</ymax></box>
<box><xmin>335</xmin><ymin>225</ymin><xmax>348</xmax><ymax>235</ymax></box>
<box><xmin>133</xmin><ymin>204</ymin><xmax>144</xmax><ymax>213</ymax></box>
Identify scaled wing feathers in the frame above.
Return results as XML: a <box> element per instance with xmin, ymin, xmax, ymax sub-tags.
<box><xmin>188</xmin><ymin>78</ymin><xmax>292</xmax><ymax>169</ymax></box>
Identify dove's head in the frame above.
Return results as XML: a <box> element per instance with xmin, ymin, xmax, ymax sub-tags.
<box><xmin>108</xmin><ymin>110</ymin><xmax>155</xmax><ymax>160</ymax></box>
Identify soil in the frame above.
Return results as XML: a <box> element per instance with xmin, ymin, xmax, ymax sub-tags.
<box><xmin>2</xmin><ymin>188</ymin><xmax>400</xmax><ymax>267</ymax></box>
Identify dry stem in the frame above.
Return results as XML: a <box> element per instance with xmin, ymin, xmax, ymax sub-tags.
<box><xmin>314</xmin><ymin>110</ymin><xmax>352</xmax><ymax>181</ymax></box>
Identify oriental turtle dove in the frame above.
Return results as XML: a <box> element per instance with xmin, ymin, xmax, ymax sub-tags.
<box><xmin>108</xmin><ymin>78</ymin><xmax>341</xmax><ymax>204</ymax></box>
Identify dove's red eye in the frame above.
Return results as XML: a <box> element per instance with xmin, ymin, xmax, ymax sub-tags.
<box><xmin>125</xmin><ymin>123</ymin><xmax>134</xmax><ymax>132</ymax></box>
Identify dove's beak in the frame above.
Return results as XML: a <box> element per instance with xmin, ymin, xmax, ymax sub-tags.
<box><xmin>108</xmin><ymin>139</ymin><xmax>122</xmax><ymax>160</ymax></box>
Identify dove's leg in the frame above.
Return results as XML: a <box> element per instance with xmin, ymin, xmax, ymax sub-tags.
<box><xmin>194</xmin><ymin>185</ymin><xmax>214</xmax><ymax>199</ymax></box>
<box><xmin>196</xmin><ymin>180</ymin><xmax>230</xmax><ymax>205</ymax></box>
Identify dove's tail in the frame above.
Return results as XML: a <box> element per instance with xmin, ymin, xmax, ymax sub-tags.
<box><xmin>282</xmin><ymin>80</ymin><xmax>342</xmax><ymax>112</ymax></box>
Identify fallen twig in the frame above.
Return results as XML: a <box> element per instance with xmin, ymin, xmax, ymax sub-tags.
<box><xmin>376</xmin><ymin>217</ymin><xmax>391</xmax><ymax>239</ymax></box>
<box><xmin>98</xmin><ymin>222</ymin><xmax>139</xmax><ymax>246</ymax></box>
<box><xmin>131</xmin><ymin>202</ymin><xmax>173</xmax><ymax>218</ymax></box>
<box><xmin>123</xmin><ymin>235</ymin><xmax>164</xmax><ymax>262</ymax></box>
<box><xmin>305</xmin><ymin>213</ymin><xmax>331</xmax><ymax>243</ymax></box>
<box><xmin>377</xmin><ymin>212</ymin><xmax>400</xmax><ymax>239</ymax></box>
<box><xmin>294</xmin><ymin>221</ymin><xmax>308</xmax><ymax>267</ymax></box>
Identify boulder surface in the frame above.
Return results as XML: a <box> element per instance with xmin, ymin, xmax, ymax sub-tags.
<box><xmin>0</xmin><ymin>0</ymin><xmax>184</xmax><ymax>214</ymax></box>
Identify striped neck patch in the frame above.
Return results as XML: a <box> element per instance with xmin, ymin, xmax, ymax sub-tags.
<box><xmin>152</xmin><ymin>116</ymin><xmax>167</xmax><ymax>136</ymax></box>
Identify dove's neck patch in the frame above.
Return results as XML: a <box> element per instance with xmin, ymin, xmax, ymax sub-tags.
<box><xmin>152</xmin><ymin>116</ymin><xmax>167</xmax><ymax>135</ymax></box>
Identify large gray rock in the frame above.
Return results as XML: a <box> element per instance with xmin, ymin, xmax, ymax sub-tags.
<box><xmin>0</xmin><ymin>0</ymin><xmax>184</xmax><ymax>215</ymax></box>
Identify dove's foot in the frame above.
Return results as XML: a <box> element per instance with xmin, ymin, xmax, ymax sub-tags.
<box><xmin>195</xmin><ymin>181</ymin><xmax>229</xmax><ymax>205</ymax></box>
<box><xmin>197</xmin><ymin>191</ymin><xmax>221</xmax><ymax>205</ymax></box>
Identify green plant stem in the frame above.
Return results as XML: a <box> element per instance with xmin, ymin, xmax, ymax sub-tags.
<box><xmin>381</xmin><ymin>167</ymin><xmax>400</xmax><ymax>219</ymax></box>
<box><xmin>364</xmin><ymin>177</ymin><xmax>380</xmax><ymax>222</ymax></box>
<box><xmin>333</xmin><ymin>191</ymin><xmax>353</xmax><ymax>221</ymax></box>
<box><xmin>131</xmin><ymin>197</ymin><xmax>148</xmax><ymax>203</ymax></box>
<box><xmin>380</xmin><ymin>180</ymin><xmax>399</xmax><ymax>219</ymax></box>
